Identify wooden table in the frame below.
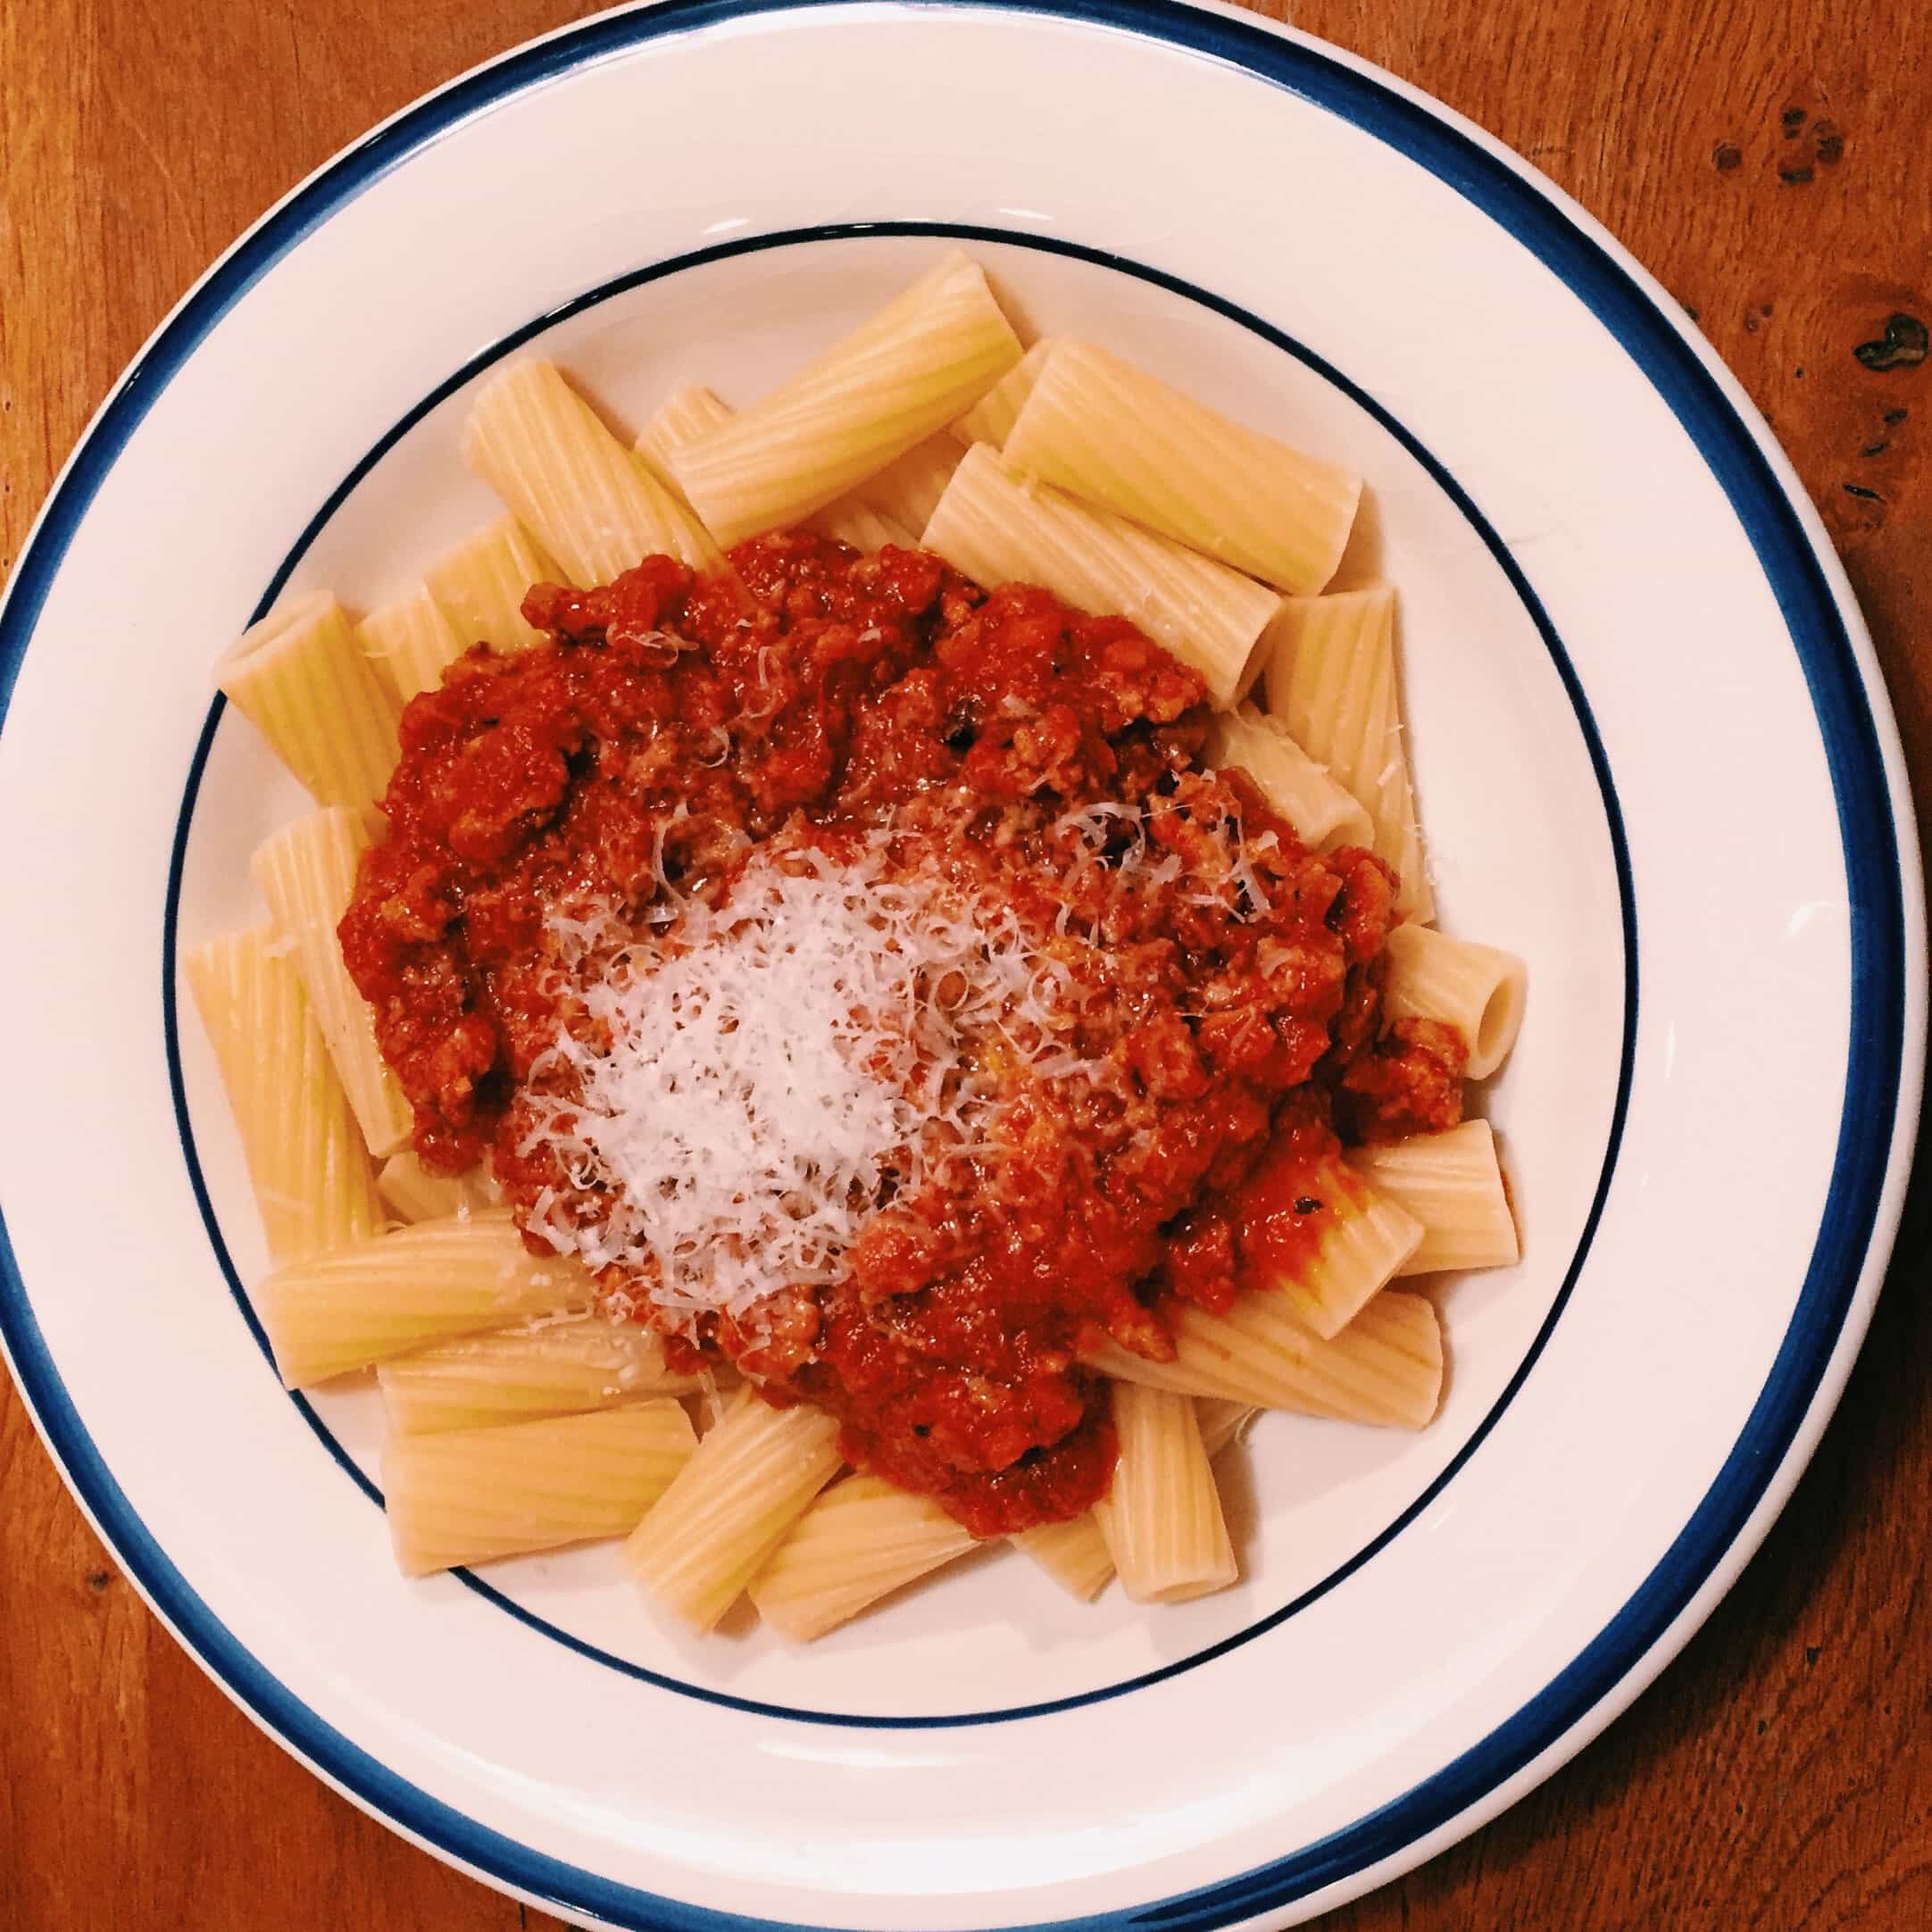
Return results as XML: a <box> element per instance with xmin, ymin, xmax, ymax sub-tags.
<box><xmin>3</xmin><ymin>1</ymin><xmax>1927</xmax><ymax>1925</ymax></box>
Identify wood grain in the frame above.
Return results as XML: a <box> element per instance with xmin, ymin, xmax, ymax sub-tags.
<box><xmin>2</xmin><ymin>1</ymin><xmax>1927</xmax><ymax>1927</ymax></box>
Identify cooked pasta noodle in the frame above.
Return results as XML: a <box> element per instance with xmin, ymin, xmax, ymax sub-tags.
<box><xmin>385</xmin><ymin>1403</ymin><xmax>696</xmax><ymax>1576</ymax></box>
<box><xmin>1347</xmin><ymin>1120</ymin><xmax>1520</xmax><ymax>1275</ymax></box>
<box><xmin>213</xmin><ymin>591</ymin><xmax>400</xmax><ymax>813</ymax></box>
<box><xmin>748</xmin><ymin>1476</ymin><xmax>978</xmax><ymax>1640</ymax></box>
<box><xmin>667</xmin><ymin>251</ymin><xmax>1022</xmax><ymax>547</ymax></box>
<box><xmin>1001</xmin><ymin>337</ymin><xmax>1360</xmax><ymax>593</ymax></box>
<box><xmin>185</xmin><ymin>926</ymin><xmax>381</xmax><ymax>1262</ymax></box>
<box><xmin>923</xmin><ymin>443</ymin><xmax>1281</xmax><ymax>704</ymax></box>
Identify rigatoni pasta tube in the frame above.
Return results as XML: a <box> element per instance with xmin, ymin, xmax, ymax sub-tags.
<box><xmin>1348</xmin><ymin>1120</ymin><xmax>1520</xmax><ymax>1276</ymax></box>
<box><xmin>812</xmin><ymin>500</ymin><xmax>918</xmax><ymax>552</ymax></box>
<box><xmin>1262</xmin><ymin>1164</ymin><xmax>1425</xmax><ymax>1339</ymax></box>
<box><xmin>953</xmin><ymin>337</ymin><xmax>1052</xmax><ymax>449</ymax></box>
<box><xmin>1204</xmin><ymin>704</ymin><xmax>1373</xmax><ymax>852</ymax></box>
<box><xmin>1381</xmin><ymin>923</ymin><xmax>1528</xmax><ymax>1079</ymax></box>
<box><xmin>624</xmin><ymin>1387</ymin><xmax>844</xmax><ymax>1631</ymax></box>
<box><xmin>1011</xmin><ymin>1514</ymin><xmax>1113</xmax><ymax>1601</ymax></box>
<box><xmin>462</xmin><ymin>359</ymin><xmax>720</xmax><ymax>584</ymax></box>
<box><xmin>747</xmin><ymin>1475</ymin><xmax>978</xmax><ymax>1641</ymax></box>
<box><xmin>251</xmin><ymin>808</ymin><xmax>414</xmax><ymax>1157</ymax></box>
<box><xmin>844</xmin><ymin>431</ymin><xmax>962</xmax><ymax>537</ymax></box>
<box><xmin>1092</xmin><ymin>1384</ymin><xmax>1237</xmax><ymax>1604</ymax></box>
<box><xmin>923</xmin><ymin>445</ymin><xmax>1282</xmax><ymax>705</ymax></box>
<box><xmin>385</xmin><ymin>1403</ymin><xmax>696</xmax><ymax>1577</ymax></box>
<box><xmin>1262</xmin><ymin>584</ymin><xmax>1432</xmax><ymax>921</ymax></box>
<box><xmin>356</xmin><ymin>584</ymin><xmax>462</xmax><ymax>708</ymax></box>
<box><xmin>1084</xmin><ymin>1289</ymin><xmax>1443</xmax><ymax>1429</ymax></box>
<box><xmin>424</xmin><ymin>513</ymin><xmax>563</xmax><ymax>654</ymax></box>
<box><xmin>378</xmin><ymin>1314</ymin><xmax>703</xmax><ymax>1433</ymax></box>
<box><xmin>184</xmin><ymin>926</ymin><xmax>381</xmax><ymax>1263</ymax></box>
<box><xmin>641</xmin><ymin>384</ymin><xmax>922</xmax><ymax>551</ymax></box>
<box><xmin>212</xmin><ymin>592</ymin><xmax>400</xmax><ymax>813</ymax></box>
<box><xmin>256</xmin><ymin>1209</ymin><xmax>592</xmax><ymax>1387</ymax></box>
<box><xmin>1002</xmin><ymin>339</ymin><xmax>1361</xmax><ymax>593</ymax></box>
<box><xmin>637</xmin><ymin>385</ymin><xmax>733</xmax><ymax>485</ymax></box>
<box><xmin>376</xmin><ymin>1150</ymin><xmax>502</xmax><ymax>1224</ymax></box>
<box><xmin>668</xmin><ymin>251</ymin><xmax>1022</xmax><ymax>547</ymax></box>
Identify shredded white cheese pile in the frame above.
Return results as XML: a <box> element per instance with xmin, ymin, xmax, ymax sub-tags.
<box><xmin>522</xmin><ymin>837</ymin><xmax>1063</xmax><ymax>1316</ymax></box>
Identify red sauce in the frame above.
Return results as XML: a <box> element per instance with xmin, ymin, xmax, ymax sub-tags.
<box><xmin>340</xmin><ymin>533</ymin><xmax>1461</xmax><ymax>1537</ymax></box>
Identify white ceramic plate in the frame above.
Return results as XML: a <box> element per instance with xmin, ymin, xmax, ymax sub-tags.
<box><xmin>0</xmin><ymin>3</ymin><xmax>1920</xmax><ymax>1926</ymax></box>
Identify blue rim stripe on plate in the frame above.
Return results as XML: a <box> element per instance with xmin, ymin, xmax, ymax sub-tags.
<box><xmin>0</xmin><ymin>1</ymin><xmax>1911</xmax><ymax>1927</ymax></box>
<box><xmin>161</xmin><ymin>218</ymin><xmax>1637</xmax><ymax>1730</ymax></box>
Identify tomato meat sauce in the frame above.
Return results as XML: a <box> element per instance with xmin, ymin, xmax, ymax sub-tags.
<box><xmin>341</xmin><ymin>532</ymin><xmax>1461</xmax><ymax>1537</ymax></box>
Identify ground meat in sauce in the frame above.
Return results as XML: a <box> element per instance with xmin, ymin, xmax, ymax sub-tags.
<box><xmin>339</xmin><ymin>532</ymin><xmax>1461</xmax><ymax>1537</ymax></box>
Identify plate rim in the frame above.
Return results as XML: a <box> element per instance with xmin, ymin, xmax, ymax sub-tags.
<box><xmin>0</xmin><ymin>1</ymin><xmax>1921</xmax><ymax>1928</ymax></box>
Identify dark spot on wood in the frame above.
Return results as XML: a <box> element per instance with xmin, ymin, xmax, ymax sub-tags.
<box><xmin>1760</xmin><ymin>303</ymin><xmax>1774</xmax><ymax>316</ymax></box>
<box><xmin>1713</xmin><ymin>141</ymin><xmax>1743</xmax><ymax>171</ymax></box>
<box><xmin>1294</xmin><ymin>1195</ymin><xmax>1324</xmax><ymax>1215</ymax></box>
<box><xmin>1814</xmin><ymin>121</ymin><xmax>1845</xmax><ymax>164</ymax></box>
<box><xmin>1757</xmin><ymin>1719</ymin><xmax>1769</xmax><ymax>1734</ymax></box>
<box><xmin>1778</xmin><ymin>163</ymin><xmax>1815</xmax><ymax>186</ymax></box>
<box><xmin>1885</xmin><ymin>407</ymin><xmax>1910</xmax><ymax>424</ymax></box>
<box><xmin>87</xmin><ymin>1570</ymin><xmax>110</xmax><ymax>1591</ymax></box>
<box><xmin>1745</xmin><ymin>312</ymin><xmax>1761</xmax><ymax>333</ymax></box>
<box><xmin>1781</xmin><ymin>105</ymin><xmax>1807</xmax><ymax>133</ymax></box>
<box><xmin>1795</xmin><ymin>367</ymin><xmax>1806</xmax><ymax>379</ymax></box>
<box><xmin>1843</xmin><ymin>483</ymin><xmax>1883</xmax><ymax>501</ymax></box>
<box><xmin>1855</xmin><ymin>314</ymin><xmax>1928</xmax><ymax>371</ymax></box>
<box><xmin>519</xmin><ymin>1907</ymin><xmax>529</xmax><ymax>1928</ymax></box>
<box><xmin>1804</xmin><ymin>1644</ymin><xmax>1821</xmax><ymax>1665</ymax></box>
<box><xmin>1861</xmin><ymin>441</ymin><xmax>1890</xmax><ymax>457</ymax></box>
<box><xmin>1684</xmin><ymin>303</ymin><xmax>1701</xmax><ymax>321</ymax></box>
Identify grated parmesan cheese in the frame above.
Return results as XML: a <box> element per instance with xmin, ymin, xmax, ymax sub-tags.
<box><xmin>520</xmin><ymin>835</ymin><xmax>1060</xmax><ymax>1317</ymax></box>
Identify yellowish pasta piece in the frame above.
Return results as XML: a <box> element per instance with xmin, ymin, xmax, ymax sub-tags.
<box><xmin>1092</xmin><ymin>1384</ymin><xmax>1237</xmax><ymax>1604</ymax></box>
<box><xmin>668</xmin><ymin>252</ymin><xmax>1022</xmax><ymax>547</ymax></box>
<box><xmin>212</xmin><ymin>591</ymin><xmax>401</xmax><ymax>813</ymax></box>
<box><xmin>1001</xmin><ymin>339</ymin><xmax>1360</xmax><ymax>594</ymax></box>
<box><xmin>641</xmin><ymin>384</ymin><xmax>922</xmax><ymax>551</ymax></box>
<box><xmin>356</xmin><ymin>584</ymin><xmax>463</xmax><ymax>708</ymax></box>
<box><xmin>462</xmin><ymin>359</ymin><xmax>720</xmax><ymax>584</ymax></box>
<box><xmin>1264</xmin><ymin>1166</ymin><xmax>1425</xmax><ymax>1338</ymax></box>
<box><xmin>844</xmin><ymin>431</ymin><xmax>962</xmax><ymax>537</ymax></box>
<box><xmin>385</xmin><ymin>1403</ymin><xmax>696</xmax><ymax>1577</ymax></box>
<box><xmin>377</xmin><ymin>1314</ymin><xmax>703</xmax><ymax>1433</ymax></box>
<box><xmin>811</xmin><ymin>500</ymin><xmax>919</xmax><ymax>551</ymax></box>
<box><xmin>1083</xmin><ymin>1289</ymin><xmax>1443</xmax><ymax>1429</ymax></box>
<box><xmin>1204</xmin><ymin>704</ymin><xmax>1374</xmax><ymax>852</ymax></box>
<box><xmin>424</xmin><ymin>513</ymin><xmax>563</xmax><ymax>654</ymax></box>
<box><xmin>251</xmin><ymin>808</ymin><xmax>413</xmax><ymax>1158</ymax></box>
<box><xmin>1195</xmin><ymin>1398</ymin><xmax>1258</xmax><ymax>1461</ymax></box>
<box><xmin>1347</xmin><ymin>1120</ymin><xmax>1520</xmax><ymax>1276</ymax></box>
<box><xmin>1262</xmin><ymin>584</ymin><xmax>1432</xmax><ymax>920</ymax></box>
<box><xmin>923</xmin><ymin>446</ymin><xmax>1282</xmax><ymax>705</ymax></box>
<box><xmin>624</xmin><ymin>1387</ymin><xmax>844</xmax><ymax>1631</ymax></box>
<box><xmin>1011</xmin><ymin>1513</ymin><xmax>1114</xmax><ymax>1601</ymax></box>
<box><xmin>184</xmin><ymin>926</ymin><xmax>381</xmax><ymax>1263</ymax></box>
<box><xmin>1381</xmin><ymin>924</ymin><xmax>1528</xmax><ymax>1079</ymax></box>
<box><xmin>747</xmin><ymin>1475</ymin><xmax>978</xmax><ymax>1641</ymax></box>
<box><xmin>256</xmin><ymin>1209</ymin><xmax>592</xmax><ymax>1387</ymax></box>
<box><xmin>952</xmin><ymin>337</ymin><xmax>1053</xmax><ymax>448</ymax></box>
<box><xmin>637</xmin><ymin>385</ymin><xmax>735</xmax><ymax>486</ymax></box>
<box><xmin>376</xmin><ymin>1151</ymin><xmax>502</xmax><ymax>1225</ymax></box>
